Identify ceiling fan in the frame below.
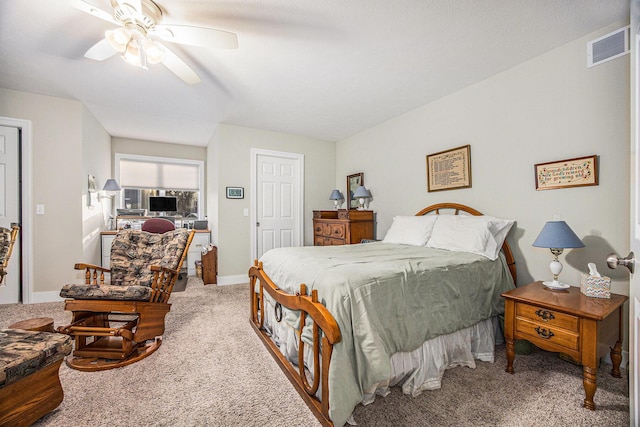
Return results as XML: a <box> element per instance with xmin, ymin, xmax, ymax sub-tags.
<box><xmin>72</xmin><ymin>0</ymin><xmax>238</xmax><ymax>84</ymax></box>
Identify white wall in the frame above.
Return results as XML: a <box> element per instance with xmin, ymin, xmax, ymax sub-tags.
<box><xmin>337</xmin><ymin>22</ymin><xmax>631</xmax><ymax>296</ymax></box>
<box><xmin>209</xmin><ymin>124</ymin><xmax>336</xmax><ymax>279</ymax></box>
<box><xmin>0</xmin><ymin>88</ymin><xmax>111</xmax><ymax>297</ymax></box>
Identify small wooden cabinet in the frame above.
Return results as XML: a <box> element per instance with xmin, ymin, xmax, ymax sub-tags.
<box><xmin>502</xmin><ymin>281</ymin><xmax>627</xmax><ymax>410</ymax></box>
<box><xmin>313</xmin><ymin>210</ymin><xmax>374</xmax><ymax>246</ymax></box>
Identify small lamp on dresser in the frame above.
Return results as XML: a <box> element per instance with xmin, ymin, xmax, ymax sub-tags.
<box><xmin>532</xmin><ymin>220</ymin><xmax>584</xmax><ymax>289</ymax></box>
<box><xmin>353</xmin><ymin>185</ymin><xmax>371</xmax><ymax>210</ymax></box>
<box><xmin>329</xmin><ymin>189</ymin><xmax>344</xmax><ymax>209</ymax></box>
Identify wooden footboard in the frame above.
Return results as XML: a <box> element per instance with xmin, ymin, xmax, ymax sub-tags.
<box><xmin>248</xmin><ymin>260</ymin><xmax>341</xmax><ymax>427</ymax></box>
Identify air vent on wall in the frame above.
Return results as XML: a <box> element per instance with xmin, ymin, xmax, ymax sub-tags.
<box><xmin>587</xmin><ymin>26</ymin><xmax>630</xmax><ymax>68</ymax></box>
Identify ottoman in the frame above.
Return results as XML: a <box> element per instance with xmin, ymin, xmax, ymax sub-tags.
<box><xmin>0</xmin><ymin>329</ymin><xmax>73</xmax><ymax>427</ymax></box>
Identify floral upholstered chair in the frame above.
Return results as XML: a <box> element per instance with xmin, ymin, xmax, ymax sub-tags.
<box><xmin>57</xmin><ymin>227</ymin><xmax>194</xmax><ymax>371</ymax></box>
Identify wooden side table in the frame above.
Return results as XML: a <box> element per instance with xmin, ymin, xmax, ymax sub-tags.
<box><xmin>501</xmin><ymin>281</ymin><xmax>627</xmax><ymax>410</ymax></box>
<box><xmin>9</xmin><ymin>317</ymin><xmax>54</xmax><ymax>332</ymax></box>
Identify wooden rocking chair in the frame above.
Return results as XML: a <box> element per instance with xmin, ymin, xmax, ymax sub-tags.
<box><xmin>57</xmin><ymin>224</ymin><xmax>194</xmax><ymax>371</ymax></box>
<box><xmin>0</xmin><ymin>225</ymin><xmax>19</xmax><ymax>285</ymax></box>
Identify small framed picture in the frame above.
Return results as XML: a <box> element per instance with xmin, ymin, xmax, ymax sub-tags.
<box><xmin>226</xmin><ymin>187</ymin><xmax>244</xmax><ymax>199</ymax></box>
<box><xmin>534</xmin><ymin>155</ymin><xmax>598</xmax><ymax>190</ymax></box>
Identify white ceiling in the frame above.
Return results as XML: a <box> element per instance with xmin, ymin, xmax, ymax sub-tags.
<box><xmin>0</xmin><ymin>0</ymin><xmax>630</xmax><ymax>146</ymax></box>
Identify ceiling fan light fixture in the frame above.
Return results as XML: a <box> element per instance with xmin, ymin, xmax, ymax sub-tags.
<box><xmin>105</xmin><ymin>27</ymin><xmax>131</xmax><ymax>52</ymax></box>
<box><xmin>122</xmin><ymin>38</ymin><xmax>147</xmax><ymax>69</ymax></box>
<box><xmin>144</xmin><ymin>39</ymin><xmax>165</xmax><ymax>64</ymax></box>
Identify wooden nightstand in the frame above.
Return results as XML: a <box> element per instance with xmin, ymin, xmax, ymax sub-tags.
<box><xmin>501</xmin><ymin>281</ymin><xmax>627</xmax><ymax>410</ymax></box>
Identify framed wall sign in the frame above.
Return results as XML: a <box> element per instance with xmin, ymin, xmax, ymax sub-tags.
<box><xmin>534</xmin><ymin>155</ymin><xmax>598</xmax><ymax>190</ymax></box>
<box><xmin>346</xmin><ymin>173</ymin><xmax>363</xmax><ymax>209</ymax></box>
<box><xmin>426</xmin><ymin>145</ymin><xmax>472</xmax><ymax>192</ymax></box>
<box><xmin>226</xmin><ymin>187</ymin><xmax>244</xmax><ymax>199</ymax></box>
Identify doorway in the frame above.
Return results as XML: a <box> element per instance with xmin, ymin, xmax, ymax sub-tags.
<box><xmin>250</xmin><ymin>149</ymin><xmax>304</xmax><ymax>260</ymax></box>
<box><xmin>0</xmin><ymin>116</ymin><xmax>33</xmax><ymax>304</ymax></box>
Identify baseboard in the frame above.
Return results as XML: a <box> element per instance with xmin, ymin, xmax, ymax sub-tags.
<box><xmin>29</xmin><ymin>291</ymin><xmax>65</xmax><ymax>304</ymax></box>
<box><xmin>216</xmin><ymin>275</ymin><xmax>248</xmax><ymax>286</ymax></box>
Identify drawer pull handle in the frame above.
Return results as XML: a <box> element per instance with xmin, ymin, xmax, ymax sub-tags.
<box><xmin>535</xmin><ymin>309</ymin><xmax>555</xmax><ymax>322</ymax></box>
<box><xmin>535</xmin><ymin>326</ymin><xmax>554</xmax><ymax>339</ymax></box>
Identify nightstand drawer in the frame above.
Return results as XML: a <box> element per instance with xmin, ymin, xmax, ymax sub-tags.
<box><xmin>516</xmin><ymin>317</ymin><xmax>580</xmax><ymax>351</ymax></box>
<box><xmin>516</xmin><ymin>303</ymin><xmax>579</xmax><ymax>332</ymax></box>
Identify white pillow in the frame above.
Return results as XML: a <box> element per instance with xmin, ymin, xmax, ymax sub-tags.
<box><xmin>382</xmin><ymin>215</ymin><xmax>438</xmax><ymax>246</ymax></box>
<box><xmin>426</xmin><ymin>215</ymin><xmax>514</xmax><ymax>260</ymax></box>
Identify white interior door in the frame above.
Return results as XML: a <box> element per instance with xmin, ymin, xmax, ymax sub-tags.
<box><xmin>253</xmin><ymin>150</ymin><xmax>303</xmax><ymax>260</ymax></box>
<box><xmin>630</xmin><ymin>2</ymin><xmax>640</xmax><ymax>422</ymax></box>
<box><xmin>0</xmin><ymin>125</ymin><xmax>21</xmax><ymax>304</ymax></box>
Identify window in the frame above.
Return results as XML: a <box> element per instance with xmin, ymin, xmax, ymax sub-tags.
<box><xmin>115</xmin><ymin>154</ymin><xmax>204</xmax><ymax>218</ymax></box>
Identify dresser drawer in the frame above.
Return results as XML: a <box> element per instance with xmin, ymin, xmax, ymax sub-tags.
<box><xmin>516</xmin><ymin>317</ymin><xmax>580</xmax><ymax>351</ymax></box>
<box><xmin>516</xmin><ymin>303</ymin><xmax>579</xmax><ymax>332</ymax></box>
<box><xmin>329</xmin><ymin>224</ymin><xmax>345</xmax><ymax>239</ymax></box>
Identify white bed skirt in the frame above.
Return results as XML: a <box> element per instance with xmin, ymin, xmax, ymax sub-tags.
<box><xmin>261</xmin><ymin>298</ymin><xmax>501</xmax><ymax>422</ymax></box>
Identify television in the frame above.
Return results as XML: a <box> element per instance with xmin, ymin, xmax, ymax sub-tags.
<box><xmin>149</xmin><ymin>196</ymin><xmax>177</xmax><ymax>213</ymax></box>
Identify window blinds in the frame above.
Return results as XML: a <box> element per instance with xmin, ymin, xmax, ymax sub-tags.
<box><xmin>119</xmin><ymin>158</ymin><xmax>200</xmax><ymax>190</ymax></box>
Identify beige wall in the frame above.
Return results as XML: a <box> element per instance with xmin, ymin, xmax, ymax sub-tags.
<box><xmin>209</xmin><ymin>124</ymin><xmax>336</xmax><ymax>278</ymax></box>
<box><xmin>81</xmin><ymin>107</ymin><xmax>112</xmax><ymax>267</ymax></box>
<box><xmin>337</xmin><ymin>22</ymin><xmax>631</xmax><ymax>297</ymax></box>
<box><xmin>0</xmin><ymin>88</ymin><xmax>111</xmax><ymax>297</ymax></box>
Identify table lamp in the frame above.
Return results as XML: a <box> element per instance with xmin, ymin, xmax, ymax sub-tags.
<box><xmin>532</xmin><ymin>220</ymin><xmax>584</xmax><ymax>289</ymax></box>
<box><xmin>353</xmin><ymin>185</ymin><xmax>371</xmax><ymax>210</ymax></box>
<box><xmin>329</xmin><ymin>189</ymin><xmax>344</xmax><ymax>209</ymax></box>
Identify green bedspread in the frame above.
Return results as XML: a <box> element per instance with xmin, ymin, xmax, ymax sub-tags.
<box><xmin>260</xmin><ymin>242</ymin><xmax>515</xmax><ymax>427</ymax></box>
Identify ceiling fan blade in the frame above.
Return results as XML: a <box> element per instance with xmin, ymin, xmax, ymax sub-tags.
<box><xmin>115</xmin><ymin>0</ymin><xmax>142</xmax><ymax>14</ymax></box>
<box><xmin>160</xmin><ymin>45</ymin><xmax>201</xmax><ymax>85</ymax></box>
<box><xmin>153</xmin><ymin>24</ymin><xmax>238</xmax><ymax>49</ymax></box>
<box><xmin>84</xmin><ymin>38</ymin><xmax>118</xmax><ymax>61</ymax></box>
<box><xmin>69</xmin><ymin>0</ymin><xmax>118</xmax><ymax>25</ymax></box>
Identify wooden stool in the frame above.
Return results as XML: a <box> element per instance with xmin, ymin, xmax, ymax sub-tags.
<box><xmin>9</xmin><ymin>317</ymin><xmax>54</xmax><ymax>332</ymax></box>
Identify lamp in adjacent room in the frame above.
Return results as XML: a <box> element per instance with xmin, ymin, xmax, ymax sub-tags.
<box><xmin>353</xmin><ymin>185</ymin><xmax>371</xmax><ymax>210</ymax></box>
<box><xmin>99</xmin><ymin>179</ymin><xmax>122</xmax><ymax>230</ymax></box>
<box><xmin>329</xmin><ymin>189</ymin><xmax>344</xmax><ymax>209</ymax></box>
<box><xmin>532</xmin><ymin>220</ymin><xmax>584</xmax><ymax>289</ymax></box>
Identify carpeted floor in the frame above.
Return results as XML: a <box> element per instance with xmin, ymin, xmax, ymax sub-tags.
<box><xmin>0</xmin><ymin>279</ymin><xmax>629</xmax><ymax>426</ymax></box>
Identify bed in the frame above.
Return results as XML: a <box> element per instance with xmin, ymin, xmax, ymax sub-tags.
<box><xmin>248</xmin><ymin>203</ymin><xmax>516</xmax><ymax>427</ymax></box>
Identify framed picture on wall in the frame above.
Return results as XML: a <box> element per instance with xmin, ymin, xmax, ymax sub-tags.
<box><xmin>226</xmin><ymin>187</ymin><xmax>244</xmax><ymax>199</ymax></box>
<box><xmin>347</xmin><ymin>173</ymin><xmax>363</xmax><ymax>209</ymax></box>
<box><xmin>534</xmin><ymin>155</ymin><xmax>598</xmax><ymax>190</ymax></box>
<box><xmin>426</xmin><ymin>145</ymin><xmax>472</xmax><ymax>192</ymax></box>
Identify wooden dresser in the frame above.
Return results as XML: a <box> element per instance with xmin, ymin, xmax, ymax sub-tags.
<box><xmin>313</xmin><ymin>210</ymin><xmax>374</xmax><ymax>246</ymax></box>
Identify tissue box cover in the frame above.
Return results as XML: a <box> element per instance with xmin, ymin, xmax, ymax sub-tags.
<box><xmin>580</xmin><ymin>273</ymin><xmax>611</xmax><ymax>298</ymax></box>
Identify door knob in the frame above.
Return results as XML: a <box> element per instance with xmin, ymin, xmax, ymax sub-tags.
<box><xmin>606</xmin><ymin>252</ymin><xmax>635</xmax><ymax>274</ymax></box>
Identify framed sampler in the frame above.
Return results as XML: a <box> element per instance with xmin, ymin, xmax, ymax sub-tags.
<box><xmin>426</xmin><ymin>145</ymin><xmax>471</xmax><ymax>192</ymax></box>
<box><xmin>534</xmin><ymin>155</ymin><xmax>598</xmax><ymax>190</ymax></box>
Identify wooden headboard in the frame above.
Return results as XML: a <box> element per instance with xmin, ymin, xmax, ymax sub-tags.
<box><xmin>415</xmin><ymin>202</ymin><xmax>516</xmax><ymax>284</ymax></box>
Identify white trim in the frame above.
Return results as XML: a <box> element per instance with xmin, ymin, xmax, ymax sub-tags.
<box><xmin>216</xmin><ymin>274</ymin><xmax>249</xmax><ymax>286</ymax></box>
<box><xmin>29</xmin><ymin>291</ymin><xmax>65</xmax><ymax>304</ymax></box>
<box><xmin>250</xmin><ymin>149</ymin><xmax>305</xmax><ymax>261</ymax></box>
<box><xmin>0</xmin><ymin>116</ymin><xmax>33</xmax><ymax>304</ymax></box>
<box><xmin>114</xmin><ymin>153</ymin><xmax>205</xmax><ymax>219</ymax></box>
